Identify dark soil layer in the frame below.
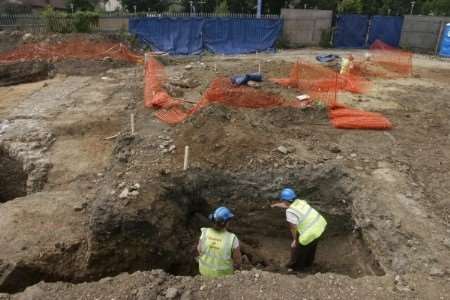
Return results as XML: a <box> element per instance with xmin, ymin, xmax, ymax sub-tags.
<box><xmin>0</xmin><ymin>148</ymin><xmax>27</xmax><ymax>202</ymax></box>
<box><xmin>0</xmin><ymin>61</ymin><xmax>51</xmax><ymax>87</ymax></box>
<box><xmin>157</xmin><ymin>167</ymin><xmax>384</xmax><ymax>278</ymax></box>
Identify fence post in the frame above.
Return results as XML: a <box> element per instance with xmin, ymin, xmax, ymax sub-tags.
<box><xmin>434</xmin><ymin>20</ymin><xmax>445</xmax><ymax>55</ymax></box>
<box><xmin>312</xmin><ymin>18</ymin><xmax>317</xmax><ymax>43</ymax></box>
<box><xmin>257</xmin><ymin>0</ymin><xmax>262</xmax><ymax>18</ymax></box>
<box><xmin>365</xmin><ymin>16</ymin><xmax>372</xmax><ymax>47</ymax></box>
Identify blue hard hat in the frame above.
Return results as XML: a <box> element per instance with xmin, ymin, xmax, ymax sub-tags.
<box><xmin>280</xmin><ymin>188</ymin><xmax>297</xmax><ymax>202</ymax></box>
<box><xmin>211</xmin><ymin>206</ymin><xmax>234</xmax><ymax>222</ymax></box>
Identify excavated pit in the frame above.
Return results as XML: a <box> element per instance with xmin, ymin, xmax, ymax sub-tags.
<box><xmin>0</xmin><ymin>61</ymin><xmax>51</xmax><ymax>86</ymax></box>
<box><xmin>0</xmin><ymin>147</ymin><xmax>27</xmax><ymax>202</ymax></box>
<box><xmin>160</xmin><ymin>166</ymin><xmax>385</xmax><ymax>278</ymax></box>
<box><xmin>0</xmin><ymin>164</ymin><xmax>385</xmax><ymax>294</ymax></box>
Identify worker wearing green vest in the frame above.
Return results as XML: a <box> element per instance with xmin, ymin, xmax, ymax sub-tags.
<box><xmin>271</xmin><ymin>188</ymin><xmax>327</xmax><ymax>270</ymax></box>
<box><xmin>197</xmin><ymin>206</ymin><xmax>242</xmax><ymax>277</ymax></box>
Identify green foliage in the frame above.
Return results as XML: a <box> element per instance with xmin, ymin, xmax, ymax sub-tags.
<box><xmin>319</xmin><ymin>29</ymin><xmax>332</xmax><ymax>48</ymax></box>
<box><xmin>215</xmin><ymin>1</ymin><xmax>230</xmax><ymax>14</ymax></box>
<box><xmin>422</xmin><ymin>0</ymin><xmax>450</xmax><ymax>16</ymax></box>
<box><xmin>338</xmin><ymin>0</ymin><xmax>363</xmax><ymax>13</ymax></box>
<box><xmin>168</xmin><ymin>3</ymin><xmax>185</xmax><ymax>13</ymax></box>
<box><xmin>42</xmin><ymin>6</ymin><xmax>74</xmax><ymax>33</ymax></box>
<box><xmin>64</xmin><ymin>0</ymin><xmax>95</xmax><ymax>11</ymax></box>
<box><xmin>73</xmin><ymin>11</ymin><xmax>99</xmax><ymax>33</ymax></box>
<box><xmin>41</xmin><ymin>6</ymin><xmax>98</xmax><ymax>34</ymax></box>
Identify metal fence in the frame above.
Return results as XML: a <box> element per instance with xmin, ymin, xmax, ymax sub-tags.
<box><xmin>0</xmin><ymin>12</ymin><xmax>280</xmax><ymax>34</ymax></box>
<box><xmin>1</xmin><ymin>15</ymin><xmax>66</xmax><ymax>33</ymax></box>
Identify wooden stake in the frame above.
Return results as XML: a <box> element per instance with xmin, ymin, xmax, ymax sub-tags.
<box><xmin>104</xmin><ymin>133</ymin><xmax>120</xmax><ymax>140</ymax></box>
<box><xmin>258</xmin><ymin>63</ymin><xmax>261</xmax><ymax>74</ymax></box>
<box><xmin>130</xmin><ymin>113</ymin><xmax>135</xmax><ymax>136</ymax></box>
<box><xmin>183</xmin><ymin>146</ymin><xmax>189</xmax><ymax>170</ymax></box>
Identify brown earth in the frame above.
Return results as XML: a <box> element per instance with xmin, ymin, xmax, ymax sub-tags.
<box><xmin>0</xmin><ymin>34</ymin><xmax>449</xmax><ymax>299</ymax></box>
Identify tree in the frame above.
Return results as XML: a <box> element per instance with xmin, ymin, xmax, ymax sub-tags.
<box><xmin>215</xmin><ymin>1</ymin><xmax>229</xmax><ymax>14</ymax></box>
<box><xmin>338</xmin><ymin>0</ymin><xmax>363</xmax><ymax>13</ymax></box>
<box><xmin>422</xmin><ymin>0</ymin><xmax>450</xmax><ymax>16</ymax></box>
<box><xmin>65</xmin><ymin>0</ymin><xmax>95</xmax><ymax>11</ymax></box>
<box><xmin>168</xmin><ymin>3</ymin><xmax>184</xmax><ymax>13</ymax></box>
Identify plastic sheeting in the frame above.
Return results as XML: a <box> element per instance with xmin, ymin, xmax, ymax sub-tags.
<box><xmin>439</xmin><ymin>23</ymin><xmax>450</xmax><ymax>58</ymax></box>
<box><xmin>334</xmin><ymin>15</ymin><xmax>404</xmax><ymax>49</ymax></box>
<box><xmin>333</xmin><ymin>15</ymin><xmax>369</xmax><ymax>48</ymax></box>
<box><xmin>129</xmin><ymin>17</ymin><xmax>204</xmax><ymax>55</ymax></box>
<box><xmin>203</xmin><ymin>18</ymin><xmax>282</xmax><ymax>54</ymax></box>
<box><xmin>129</xmin><ymin>17</ymin><xmax>282</xmax><ymax>55</ymax></box>
<box><xmin>368</xmin><ymin>16</ymin><xmax>404</xmax><ymax>47</ymax></box>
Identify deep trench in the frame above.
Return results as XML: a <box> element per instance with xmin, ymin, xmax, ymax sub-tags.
<box><xmin>161</xmin><ymin>167</ymin><xmax>385</xmax><ymax>278</ymax></box>
<box><xmin>0</xmin><ymin>165</ymin><xmax>385</xmax><ymax>294</ymax></box>
<box><xmin>0</xmin><ymin>147</ymin><xmax>27</xmax><ymax>203</ymax></box>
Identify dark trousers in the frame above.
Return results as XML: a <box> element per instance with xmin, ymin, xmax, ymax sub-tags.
<box><xmin>289</xmin><ymin>239</ymin><xmax>319</xmax><ymax>271</ymax></box>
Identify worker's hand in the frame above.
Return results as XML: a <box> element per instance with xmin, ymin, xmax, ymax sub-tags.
<box><xmin>290</xmin><ymin>240</ymin><xmax>298</xmax><ymax>248</ymax></box>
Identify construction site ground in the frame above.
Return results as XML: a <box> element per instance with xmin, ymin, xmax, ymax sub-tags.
<box><xmin>0</xmin><ymin>33</ymin><xmax>449</xmax><ymax>299</ymax></box>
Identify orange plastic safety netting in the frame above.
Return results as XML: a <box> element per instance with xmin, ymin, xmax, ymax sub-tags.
<box><xmin>329</xmin><ymin>104</ymin><xmax>392</xmax><ymax>130</ymax></box>
<box><xmin>352</xmin><ymin>40</ymin><xmax>413</xmax><ymax>79</ymax></box>
<box><xmin>271</xmin><ymin>61</ymin><xmax>370</xmax><ymax>108</ymax></box>
<box><xmin>145</xmin><ymin>57</ymin><xmax>301</xmax><ymax>124</ymax></box>
<box><xmin>146</xmin><ymin>56</ymin><xmax>392</xmax><ymax>129</ymax></box>
<box><xmin>0</xmin><ymin>38</ymin><xmax>143</xmax><ymax>64</ymax></box>
<box><xmin>271</xmin><ymin>60</ymin><xmax>392</xmax><ymax>130</ymax></box>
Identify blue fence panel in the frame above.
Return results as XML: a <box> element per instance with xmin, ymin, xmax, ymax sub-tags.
<box><xmin>439</xmin><ymin>23</ymin><xmax>450</xmax><ymax>57</ymax></box>
<box><xmin>203</xmin><ymin>18</ymin><xmax>283</xmax><ymax>54</ymax></box>
<box><xmin>368</xmin><ymin>16</ymin><xmax>404</xmax><ymax>47</ymax></box>
<box><xmin>334</xmin><ymin>15</ymin><xmax>369</xmax><ymax>48</ymax></box>
<box><xmin>129</xmin><ymin>17</ymin><xmax>282</xmax><ymax>55</ymax></box>
<box><xmin>129</xmin><ymin>17</ymin><xmax>204</xmax><ymax>55</ymax></box>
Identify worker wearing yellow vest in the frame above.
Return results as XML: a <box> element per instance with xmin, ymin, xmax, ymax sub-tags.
<box><xmin>197</xmin><ymin>206</ymin><xmax>242</xmax><ymax>277</ymax></box>
<box><xmin>271</xmin><ymin>188</ymin><xmax>327</xmax><ymax>270</ymax></box>
<box><xmin>340</xmin><ymin>54</ymin><xmax>355</xmax><ymax>75</ymax></box>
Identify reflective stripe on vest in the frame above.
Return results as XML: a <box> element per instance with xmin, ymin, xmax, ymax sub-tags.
<box><xmin>198</xmin><ymin>228</ymin><xmax>235</xmax><ymax>277</ymax></box>
<box><xmin>289</xmin><ymin>199</ymin><xmax>327</xmax><ymax>246</ymax></box>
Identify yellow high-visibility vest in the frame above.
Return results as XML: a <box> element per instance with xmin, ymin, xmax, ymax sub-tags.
<box><xmin>198</xmin><ymin>228</ymin><xmax>235</xmax><ymax>277</ymax></box>
<box><xmin>289</xmin><ymin>199</ymin><xmax>327</xmax><ymax>245</ymax></box>
<box><xmin>340</xmin><ymin>57</ymin><xmax>353</xmax><ymax>74</ymax></box>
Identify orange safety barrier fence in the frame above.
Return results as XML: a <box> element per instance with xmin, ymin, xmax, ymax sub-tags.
<box><xmin>0</xmin><ymin>38</ymin><xmax>143</xmax><ymax>64</ymax></box>
<box><xmin>145</xmin><ymin>57</ymin><xmax>301</xmax><ymax>124</ymax></box>
<box><xmin>145</xmin><ymin>55</ymin><xmax>393</xmax><ymax>129</ymax></box>
<box><xmin>351</xmin><ymin>40</ymin><xmax>413</xmax><ymax>79</ymax></box>
<box><xmin>271</xmin><ymin>59</ymin><xmax>392</xmax><ymax>130</ymax></box>
<box><xmin>201</xmin><ymin>77</ymin><xmax>301</xmax><ymax>109</ymax></box>
<box><xmin>329</xmin><ymin>106</ymin><xmax>392</xmax><ymax>130</ymax></box>
<box><xmin>272</xmin><ymin>61</ymin><xmax>370</xmax><ymax>97</ymax></box>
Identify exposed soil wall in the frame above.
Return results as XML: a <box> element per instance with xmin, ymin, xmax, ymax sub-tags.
<box><xmin>0</xmin><ymin>147</ymin><xmax>27</xmax><ymax>202</ymax></box>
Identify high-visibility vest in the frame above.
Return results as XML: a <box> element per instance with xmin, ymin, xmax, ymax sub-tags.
<box><xmin>289</xmin><ymin>199</ymin><xmax>327</xmax><ymax>245</ymax></box>
<box><xmin>340</xmin><ymin>57</ymin><xmax>353</xmax><ymax>74</ymax></box>
<box><xmin>198</xmin><ymin>227</ymin><xmax>235</xmax><ymax>277</ymax></box>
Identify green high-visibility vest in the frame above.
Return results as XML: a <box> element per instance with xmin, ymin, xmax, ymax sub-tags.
<box><xmin>198</xmin><ymin>227</ymin><xmax>235</xmax><ymax>278</ymax></box>
<box><xmin>289</xmin><ymin>199</ymin><xmax>327</xmax><ymax>245</ymax></box>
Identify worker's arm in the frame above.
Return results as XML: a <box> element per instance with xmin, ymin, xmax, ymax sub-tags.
<box><xmin>232</xmin><ymin>246</ymin><xmax>242</xmax><ymax>270</ymax></box>
<box><xmin>271</xmin><ymin>202</ymin><xmax>289</xmax><ymax>209</ymax></box>
<box><xmin>196</xmin><ymin>241</ymin><xmax>201</xmax><ymax>256</ymax></box>
<box><xmin>288</xmin><ymin>222</ymin><xmax>299</xmax><ymax>248</ymax></box>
